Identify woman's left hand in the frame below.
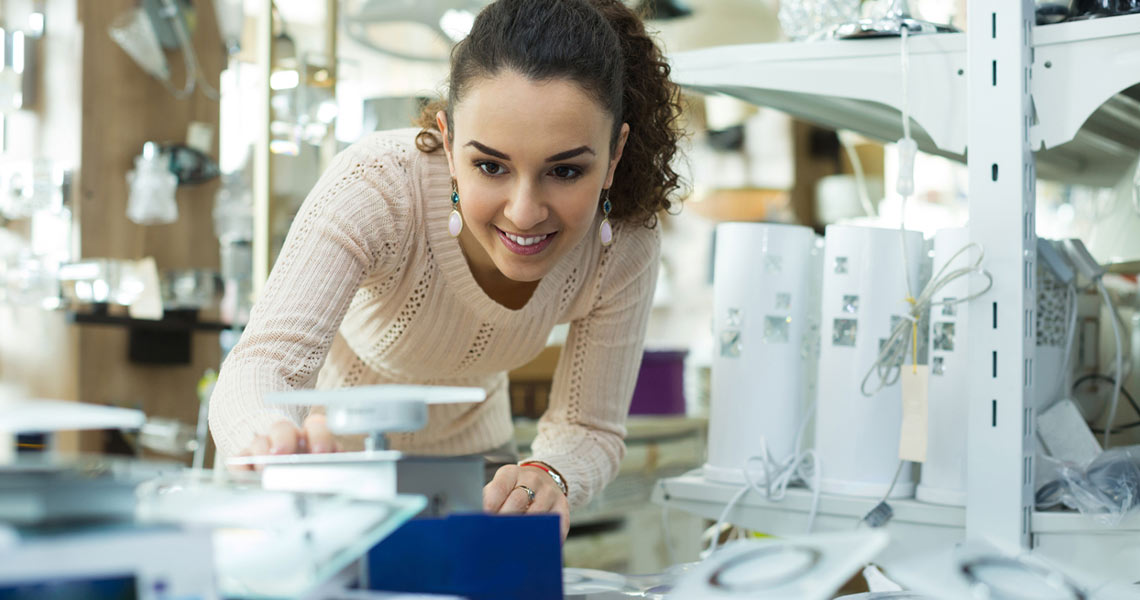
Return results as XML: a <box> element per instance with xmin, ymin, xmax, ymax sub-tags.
<box><xmin>483</xmin><ymin>464</ymin><xmax>570</xmax><ymax>542</ymax></box>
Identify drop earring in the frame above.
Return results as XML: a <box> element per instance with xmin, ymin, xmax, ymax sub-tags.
<box><xmin>599</xmin><ymin>189</ymin><xmax>613</xmax><ymax>246</ymax></box>
<box><xmin>448</xmin><ymin>179</ymin><xmax>463</xmax><ymax>238</ymax></box>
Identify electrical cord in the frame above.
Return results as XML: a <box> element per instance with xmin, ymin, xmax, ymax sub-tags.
<box><xmin>878</xmin><ymin>461</ymin><xmax>906</xmax><ymax>506</ymax></box>
<box><xmin>857</xmin><ymin>460</ymin><xmax>906</xmax><ymax>529</ymax></box>
<box><xmin>899</xmin><ymin>26</ymin><xmax>912</xmax><ymax>145</ymax></box>
<box><xmin>1072</xmin><ymin>373</ymin><xmax>1140</xmax><ymax>434</ymax></box>
<box><xmin>1097</xmin><ymin>279</ymin><xmax>1124</xmax><ymax>448</ymax></box>
<box><xmin>897</xmin><ymin>26</ymin><xmax>917</xmax><ymax>302</ymax></box>
<box><xmin>707</xmin><ymin>397</ymin><xmax>822</xmax><ymax>555</ymax></box>
<box><xmin>861</xmin><ymin>242</ymin><xmax>994</xmax><ymax>396</ymax></box>
<box><xmin>870</xmin><ymin>25</ymin><xmax>991</xmax><ymax>399</ymax></box>
<box><xmin>1059</xmin><ymin>285</ymin><xmax>1079</xmax><ymax>397</ymax></box>
<box><xmin>1101</xmin><ymin>281</ymin><xmax>1133</xmax><ymax>382</ymax></box>
<box><xmin>851</xmin><ymin>27</ymin><xmax>981</xmax><ymax>529</ymax></box>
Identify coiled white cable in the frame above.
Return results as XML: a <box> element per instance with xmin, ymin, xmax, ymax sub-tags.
<box><xmin>861</xmin><ymin>243</ymin><xmax>994</xmax><ymax>396</ymax></box>
<box><xmin>707</xmin><ymin>397</ymin><xmax>822</xmax><ymax>554</ymax></box>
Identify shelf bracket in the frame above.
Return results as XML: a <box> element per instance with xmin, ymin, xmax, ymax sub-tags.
<box><xmin>966</xmin><ymin>0</ymin><xmax>1037</xmax><ymax>552</ymax></box>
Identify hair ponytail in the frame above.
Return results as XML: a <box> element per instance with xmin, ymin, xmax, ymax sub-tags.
<box><xmin>415</xmin><ymin>0</ymin><xmax>685</xmax><ymax>227</ymax></box>
<box><xmin>584</xmin><ymin>0</ymin><xmax>684</xmax><ymax>226</ymax></box>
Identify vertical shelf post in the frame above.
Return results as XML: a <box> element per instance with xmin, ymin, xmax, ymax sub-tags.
<box><xmin>252</xmin><ymin>0</ymin><xmax>273</xmax><ymax>299</ymax></box>
<box><xmin>966</xmin><ymin>0</ymin><xmax>1038</xmax><ymax>550</ymax></box>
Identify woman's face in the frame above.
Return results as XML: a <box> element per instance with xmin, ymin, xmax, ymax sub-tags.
<box><xmin>438</xmin><ymin>70</ymin><xmax>628</xmax><ymax>283</ymax></box>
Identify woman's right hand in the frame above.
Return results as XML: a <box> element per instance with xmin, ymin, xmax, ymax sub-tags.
<box><xmin>229</xmin><ymin>413</ymin><xmax>341</xmax><ymax>471</ymax></box>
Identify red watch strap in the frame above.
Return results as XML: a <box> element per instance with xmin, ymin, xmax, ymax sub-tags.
<box><xmin>520</xmin><ymin>461</ymin><xmax>568</xmax><ymax>496</ymax></box>
<box><xmin>521</xmin><ymin>462</ymin><xmax>552</xmax><ymax>475</ymax></box>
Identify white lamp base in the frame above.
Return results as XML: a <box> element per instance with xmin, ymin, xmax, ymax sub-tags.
<box><xmin>916</xmin><ymin>483</ymin><xmax>967</xmax><ymax>506</ymax></box>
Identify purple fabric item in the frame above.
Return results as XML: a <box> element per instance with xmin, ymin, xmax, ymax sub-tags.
<box><xmin>628</xmin><ymin>350</ymin><xmax>688</xmax><ymax>415</ymax></box>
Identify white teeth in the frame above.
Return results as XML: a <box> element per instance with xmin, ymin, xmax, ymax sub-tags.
<box><xmin>505</xmin><ymin>232</ymin><xmax>549</xmax><ymax>246</ymax></box>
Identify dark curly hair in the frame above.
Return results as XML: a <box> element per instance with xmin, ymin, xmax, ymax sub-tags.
<box><xmin>415</xmin><ymin>0</ymin><xmax>684</xmax><ymax>227</ymax></box>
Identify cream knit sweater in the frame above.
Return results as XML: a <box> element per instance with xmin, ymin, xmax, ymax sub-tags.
<box><xmin>208</xmin><ymin>129</ymin><xmax>660</xmax><ymax>509</ymax></box>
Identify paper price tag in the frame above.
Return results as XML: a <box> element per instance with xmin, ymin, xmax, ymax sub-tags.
<box><xmin>899</xmin><ymin>365</ymin><xmax>929</xmax><ymax>463</ymax></box>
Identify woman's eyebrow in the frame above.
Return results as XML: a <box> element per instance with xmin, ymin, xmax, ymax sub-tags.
<box><xmin>466</xmin><ymin>140</ymin><xmax>510</xmax><ymax>160</ymax></box>
<box><xmin>464</xmin><ymin>141</ymin><xmax>595</xmax><ymax>163</ymax></box>
<box><xmin>545</xmin><ymin>146</ymin><xmax>594</xmax><ymax>162</ymax></box>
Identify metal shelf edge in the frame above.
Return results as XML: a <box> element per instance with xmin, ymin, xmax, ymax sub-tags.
<box><xmin>654</xmin><ymin>474</ymin><xmax>965</xmax><ymax>529</ymax></box>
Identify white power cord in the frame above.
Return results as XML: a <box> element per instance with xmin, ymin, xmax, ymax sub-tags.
<box><xmin>707</xmin><ymin>398</ymin><xmax>822</xmax><ymax>555</ymax></box>
<box><xmin>899</xmin><ymin>26</ymin><xmax>912</xmax><ymax>148</ymax></box>
<box><xmin>896</xmin><ymin>26</ymin><xmax>919</xmax><ymax>300</ymax></box>
<box><xmin>856</xmin><ymin>460</ymin><xmax>907</xmax><ymax>529</ymax></box>
<box><xmin>1061</xmin><ymin>238</ymin><xmax>1128</xmax><ymax>447</ymax></box>
<box><xmin>1103</xmin><ymin>282</ymin><xmax>1133</xmax><ymax>383</ymax></box>
<box><xmin>1059</xmin><ymin>284</ymin><xmax>1079</xmax><ymax>399</ymax></box>
<box><xmin>862</xmin><ymin>242</ymin><xmax>994</xmax><ymax>396</ymax></box>
<box><xmin>1097</xmin><ymin>279</ymin><xmax>1124</xmax><ymax>448</ymax></box>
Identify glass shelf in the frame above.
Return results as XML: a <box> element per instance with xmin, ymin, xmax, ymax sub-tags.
<box><xmin>135</xmin><ymin>470</ymin><xmax>426</xmax><ymax>599</ymax></box>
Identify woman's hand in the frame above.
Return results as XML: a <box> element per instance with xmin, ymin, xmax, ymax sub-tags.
<box><xmin>483</xmin><ymin>464</ymin><xmax>570</xmax><ymax>542</ymax></box>
<box><xmin>229</xmin><ymin>413</ymin><xmax>341</xmax><ymax>471</ymax></box>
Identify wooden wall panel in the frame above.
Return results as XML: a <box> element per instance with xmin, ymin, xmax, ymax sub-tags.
<box><xmin>78</xmin><ymin>0</ymin><xmax>224</xmax><ymax>266</ymax></box>
<box><xmin>76</xmin><ymin>0</ymin><xmax>225</xmax><ymax>454</ymax></box>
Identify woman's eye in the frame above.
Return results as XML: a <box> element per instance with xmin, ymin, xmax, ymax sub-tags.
<box><xmin>551</xmin><ymin>165</ymin><xmax>581</xmax><ymax>179</ymax></box>
<box><xmin>477</xmin><ymin>162</ymin><xmax>504</xmax><ymax>176</ymax></box>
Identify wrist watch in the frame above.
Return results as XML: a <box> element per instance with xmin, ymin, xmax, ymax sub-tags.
<box><xmin>521</xmin><ymin>461</ymin><xmax>568</xmax><ymax>496</ymax></box>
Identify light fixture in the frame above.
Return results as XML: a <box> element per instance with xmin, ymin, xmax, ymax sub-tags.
<box><xmin>705</xmin><ymin>223</ymin><xmax>819</xmax><ymax>485</ymax></box>
<box><xmin>917</xmin><ymin>227</ymin><xmax>970</xmax><ymax>506</ymax></box>
<box><xmin>439</xmin><ymin>8</ymin><xmax>476</xmax><ymax>42</ymax></box>
<box><xmin>814</xmin><ymin>224</ymin><xmax>925</xmax><ymax>498</ymax></box>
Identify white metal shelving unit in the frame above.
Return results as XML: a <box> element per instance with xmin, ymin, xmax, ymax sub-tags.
<box><xmin>668</xmin><ymin>11</ymin><xmax>1140</xmax><ymax>187</ymax></box>
<box><xmin>655</xmin><ymin>0</ymin><xmax>1140</xmax><ymax>581</ymax></box>
<box><xmin>654</xmin><ymin>472</ymin><xmax>965</xmax><ymax>570</ymax></box>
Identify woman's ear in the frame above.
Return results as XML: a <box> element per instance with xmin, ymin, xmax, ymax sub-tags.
<box><xmin>603</xmin><ymin>123</ymin><xmax>630</xmax><ymax>189</ymax></box>
<box><xmin>436</xmin><ymin>110</ymin><xmax>456</xmax><ymax>177</ymax></box>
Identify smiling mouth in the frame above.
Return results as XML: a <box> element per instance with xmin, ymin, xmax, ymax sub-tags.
<box><xmin>495</xmin><ymin>226</ymin><xmax>557</xmax><ymax>255</ymax></box>
<box><xmin>502</xmin><ymin>230</ymin><xmax>552</xmax><ymax>246</ymax></box>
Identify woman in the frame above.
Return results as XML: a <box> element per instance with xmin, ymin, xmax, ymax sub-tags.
<box><xmin>209</xmin><ymin>0</ymin><xmax>683</xmax><ymax>541</ymax></box>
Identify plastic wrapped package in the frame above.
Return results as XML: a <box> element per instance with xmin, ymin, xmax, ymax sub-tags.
<box><xmin>1036</xmin><ymin>445</ymin><xmax>1140</xmax><ymax>526</ymax></box>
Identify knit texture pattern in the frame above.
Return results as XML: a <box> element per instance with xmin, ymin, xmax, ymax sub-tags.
<box><xmin>209</xmin><ymin>129</ymin><xmax>660</xmax><ymax>509</ymax></box>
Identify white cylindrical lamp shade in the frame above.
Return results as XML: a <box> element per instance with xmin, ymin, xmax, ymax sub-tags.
<box><xmin>917</xmin><ymin>227</ymin><xmax>971</xmax><ymax>506</ymax></box>
<box><xmin>815</xmin><ymin>224</ymin><xmax>924</xmax><ymax>498</ymax></box>
<box><xmin>705</xmin><ymin>222</ymin><xmax>818</xmax><ymax>484</ymax></box>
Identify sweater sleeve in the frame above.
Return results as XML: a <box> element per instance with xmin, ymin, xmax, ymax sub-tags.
<box><xmin>208</xmin><ymin>141</ymin><xmax>412</xmax><ymax>459</ymax></box>
<box><xmin>527</xmin><ymin>223</ymin><xmax>661</xmax><ymax>509</ymax></box>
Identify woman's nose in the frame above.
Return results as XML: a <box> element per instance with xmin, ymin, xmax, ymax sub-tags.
<box><xmin>502</xmin><ymin>181</ymin><xmax>548</xmax><ymax>231</ymax></box>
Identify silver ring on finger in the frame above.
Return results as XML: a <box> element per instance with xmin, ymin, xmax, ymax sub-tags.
<box><xmin>514</xmin><ymin>484</ymin><xmax>536</xmax><ymax>507</ymax></box>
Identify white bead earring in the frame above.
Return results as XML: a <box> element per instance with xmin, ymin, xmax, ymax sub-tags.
<box><xmin>599</xmin><ymin>188</ymin><xmax>613</xmax><ymax>246</ymax></box>
<box><xmin>448</xmin><ymin>179</ymin><xmax>463</xmax><ymax>238</ymax></box>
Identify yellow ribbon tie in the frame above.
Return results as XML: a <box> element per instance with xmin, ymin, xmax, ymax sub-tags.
<box><xmin>905</xmin><ymin>296</ymin><xmax>918</xmax><ymax>374</ymax></box>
